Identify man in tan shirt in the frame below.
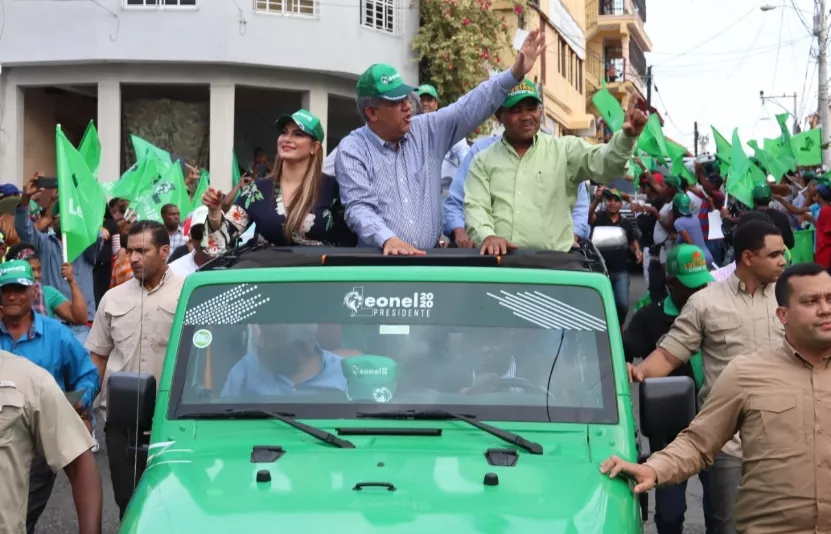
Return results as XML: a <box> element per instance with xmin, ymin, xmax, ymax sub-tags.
<box><xmin>0</xmin><ymin>350</ymin><xmax>101</xmax><ymax>534</ymax></box>
<box><xmin>86</xmin><ymin>220</ymin><xmax>184</xmax><ymax>520</ymax></box>
<box><xmin>602</xmin><ymin>262</ymin><xmax>831</xmax><ymax>533</ymax></box>
<box><xmin>628</xmin><ymin>219</ymin><xmax>787</xmax><ymax>534</ymax></box>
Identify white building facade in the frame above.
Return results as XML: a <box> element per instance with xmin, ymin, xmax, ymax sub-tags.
<box><xmin>0</xmin><ymin>0</ymin><xmax>419</xmax><ymax>191</ymax></box>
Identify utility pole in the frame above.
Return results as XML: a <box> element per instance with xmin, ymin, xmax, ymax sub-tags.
<box><xmin>817</xmin><ymin>0</ymin><xmax>829</xmax><ymax>165</ymax></box>
<box><xmin>645</xmin><ymin>65</ymin><xmax>653</xmax><ymax>108</ymax></box>
<box><xmin>760</xmin><ymin>91</ymin><xmax>801</xmax><ymax>134</ymax></box>
<box><xmin>694</xmin><ymin>121</ymin><xmax>699</xmax><ymax>157</ymax></box>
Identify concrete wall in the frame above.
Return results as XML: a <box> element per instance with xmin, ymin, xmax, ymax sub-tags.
<box><xmin>0</xmin><ymin>0</ymin><xmax>419</xmax><ymax>82</ymax></box>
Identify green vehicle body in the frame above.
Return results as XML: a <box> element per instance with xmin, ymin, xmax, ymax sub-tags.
<box><xmin>119</xmin><ymin>265</ymin><xmax>643</xmax><ymax>533</ymax></box>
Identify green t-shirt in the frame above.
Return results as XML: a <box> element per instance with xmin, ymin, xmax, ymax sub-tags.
<box><xmin>42</xmin><ymin>285</ymin><xmax>68</xmax><ymax>319</ymax></box>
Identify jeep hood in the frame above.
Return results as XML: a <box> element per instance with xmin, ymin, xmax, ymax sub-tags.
<box><xmin>121</xmin><ymin>442</ymin><xmax>639</xmax><ymax>533</ymax></box>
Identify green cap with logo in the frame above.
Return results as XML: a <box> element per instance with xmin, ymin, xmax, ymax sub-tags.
<box><xmin>341</xmin><ymin>355</ymin><xmax>398</xmax><ymax>403</ymax></box>
<box><xmin>415</xmin><ymin>84</ymin><xmax>438</xmax><ymax>100</ymax></box>
<box><xmin>672</xmin><ymin>192</ymin><xmax>691</xmax><ymax>215</ymax></box>
<box><xmin>503</xmin><ymin>78</ymin><xmax>542</xmax><ymax>108</ymax></box>
<box><xmin>275</xmin><ymin>109</ymin><xmax>325</xmax><ymax>143</ymax></box>
<box><xmin>752</xmin><ymin>183</ymin><xmax>772</xmax><ymax>201</ymax></box>
<box><xmin>356</xmin><ymin>64</ymin><xmax>415</xmax><ymax>102</ymax></box>
<box><xmin>0</xmin><ymin>259</ymin><xmax>35</xmax><ymax>288</ymax></box>
<box><xmin>665</xmin><ymin>244</ymin><xmax>715</xmax><ymax>289</ymax></box>
<box><xmin>603</xmin><ymin>188</ymin><xmax>623</xmax><ymax>201</ymax></box>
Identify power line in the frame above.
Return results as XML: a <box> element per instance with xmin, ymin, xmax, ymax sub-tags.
<box><xmin>651</xmin><ymin>36</ymin><xmax>810</xmax><ymax>71</ymax></box>
<box><xmin>652</xmin><ymin>6</ymin><xmax>758</xmax><ymax>67</ymax></box>
<box><xmin>771</xmin><ymin>7</ymin><xmax>785</xmax><ymax>93</ymax></box>
<box><xmin>694</xmin><ymin>17</ymin><xmax>768</xmax><ymax>119</ymax></box>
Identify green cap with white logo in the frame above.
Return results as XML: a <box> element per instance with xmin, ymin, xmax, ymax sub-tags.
<box><xmin>341</xmin><ymin>355</ymin><xmax>398</xmax><ymax>403</ymax></box>
<box><xmin>356</xmin><ymin>64</ymin><xmax>415</xmax><ymax>101</ymax></box>
<box><xmin>0</xmin><ymin>259</ymin><xmax>35</xmax><ymax>288</ymax></box>
<box><xmin>665</xmin><ymin>244</ymin><xmax>715</xmax><ymax>289</ymax></box>
<box><xmin>502</xmin><ymin>78</ymin><xmax>542</xmax><ymax>108</ymax></box>
<box><xmin>275</xmin><ymin>108</ymin><xmax>325</xmax><ymax>143</ymax></box>
<box><xmin>672</xmin><ymin>192</ymin><xmax>692</xmax><ymax>215</ymax></box>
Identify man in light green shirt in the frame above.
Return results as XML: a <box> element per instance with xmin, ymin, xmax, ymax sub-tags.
<box><xmin>464</xmin><ymin>79</ymin><xmax>646</xmax><ymax>255</ymax></box>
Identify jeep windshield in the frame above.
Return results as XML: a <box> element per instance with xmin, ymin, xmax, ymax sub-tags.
<box><xmin>169</xmin><ymin>281</ymin><xmax>617</xmax><ymax>423</ymax></box>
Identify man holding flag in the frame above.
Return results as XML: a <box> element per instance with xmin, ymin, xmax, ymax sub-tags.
<box><xmin>15</xmin><ymin>127</ymin><xmax>107</xmax><ymax>346</ymax></box>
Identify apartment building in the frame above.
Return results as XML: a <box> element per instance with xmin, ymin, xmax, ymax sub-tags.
<box><xmin>585</xmin><ymin>0</ymin><xmax>652</xmax><ymax>139</ymax></box>
<box><xmin>0</xmin><ymin>0</ymin><xmax>418</xmax><ymax>191</ymax></box>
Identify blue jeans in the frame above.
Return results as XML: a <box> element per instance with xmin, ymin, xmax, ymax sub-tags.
<box><xmin>609</xmin><ymin>271</ymin><xmax>630</xmax><ymax>325</ymax></box>
<box><xmin>650</xmin><ymin>438</ymin><xmax>716</xmax><ymax>534</ymax></box>
<box><xmin>706</xmin><ymin>239</ymin><xmax>724</xmax><ymax>268</ymax></box>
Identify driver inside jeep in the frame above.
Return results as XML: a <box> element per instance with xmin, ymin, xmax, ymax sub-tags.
<box><xmin>220</xmin><ymin>323</ymin><xmax>347</xmax><ymax>397</ymax></box>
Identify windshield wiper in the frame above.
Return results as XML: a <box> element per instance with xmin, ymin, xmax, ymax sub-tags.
<box><xmin>188</xmin><ymin>409</ymin><xmax>355</xmax><ymax>449</ymax></box>
<box><xmin>356</xmin><ymin>409</ymin><xmax>543</xmax><ymax>455</ymax></box>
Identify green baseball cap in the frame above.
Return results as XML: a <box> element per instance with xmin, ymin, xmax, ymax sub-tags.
<box><xmin>663</xmin><ymin>174</ymin><xmax>682</xmax><ymax>190</ymax></box>
<box><xmin>672</xmin><ymin>192</ymin><xmax>692</xmax><ymax>215</ymax></box>
<box><xmin>665</xmin><ymin>245</ymin><xmax>715</xmax><ymax>289</ymax></box>
<box><xmin>0</xmin><ymin>260</ymin><xmax>35</xmax><ymax>288</ymax></box>
<box><xmin>603</xmin><ymin>188</ymin><xmax>623</xmax><ymax>201</ymax></box>
<box><xmin>502</xmin><ymin>78</ymin><xmax>542</xmax><ymax>108</ymax></box>
<box><xmin>415</xmin><ymin>84</ymin><xmax>438</xmax><ymax>100</ymax></box>
<box><xmin>275</xmin><ymin>109</ymin><xmax>325</xmax><ymax>143</ymax></box>
<box><xmin>356</xmin><ymin>64</ymin><xmax>415</xmax><ymax>101</ymax></box>
<box><xmin>752</xmin><ymin>183</ymin><xmax>772</xmax><ymax>201</ymax></box>
<box><xmin>341</xmin><ymin>355</ymin><xmax>398</xmax><ymax>403</ymax></box>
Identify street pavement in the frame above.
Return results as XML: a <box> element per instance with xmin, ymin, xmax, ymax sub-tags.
<box><xmin>37</xmin><ymin>274</ymin><xmax>706</xmax><ymax>534</ymax></box>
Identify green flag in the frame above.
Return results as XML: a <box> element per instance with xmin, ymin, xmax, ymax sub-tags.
<box><xmin>130</xmin><ymin>157</ymin><xmax>191</xmax><ymax>222</ymax></box>
<box><xmin>131</xmin><ymin>135</ymin><xmax>172</xmax><ymax>166</ymax></box>
<box><xmin>106</xmin><ymin>156</ymin><xmax>161</xmax><ymax>202</ymax></box>
<box><xmin>191</xmin><ymin>169</ymin><xmax>210</xmax><ymax>213</ymax></box>
<box><xmin>747</xmin><ymin>140</ymin><xmax>788</xmax><ymax>183</ymax></box>
<box><xmin>637</xmin><ymin>114</ymin><xmax>670</xmax><ymax>158</ymax></box>
<box><xmin>56</xmin><ymin>126</ymin><xmax>106</xmax><ymax>263</ymax></box>
<box><xmin>791</xmin><ymin>128</ymin><xmax>822</xmax><ymax>167</ymax></box>
<box><xmin>667</xmin><ymin>141</ymin><xmax>696</xmax><ymax>185</ymax></box>
<box><xmin>591</xmin><ymin>79</ymin><xmax>625</xmax><ymax>133</ymax></box>
<box><xmin>727</xmin><ymin>129</ymin><xmax>756</xmax><ymax>208</ymax></box>
<box><xmin>77</xmin><ymin>120</ymin><xmax>101</xmax><ymax>178</ymax></box>
<box><xmin>711</xmin><ymin>127</ymin><xmax>732</xmax><ymax>175</ymax></box>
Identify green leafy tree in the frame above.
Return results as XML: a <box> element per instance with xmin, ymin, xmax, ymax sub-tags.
<box><xmin>412</xmin><ymin>0</ymin><xmax>527</xmax><ymax>134</ymax></box>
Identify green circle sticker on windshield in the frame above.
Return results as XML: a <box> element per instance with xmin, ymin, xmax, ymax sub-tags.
<box><xmin>192</xmin><ymin>329</ymin><xmax>213</xmax><ymax>349</ymax></box>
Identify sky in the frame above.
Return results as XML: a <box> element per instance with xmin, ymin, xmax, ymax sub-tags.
<box><xmin>644</xmin><ymin>0</ymin><xmax>819</xmax><ymax>154</ymax></box>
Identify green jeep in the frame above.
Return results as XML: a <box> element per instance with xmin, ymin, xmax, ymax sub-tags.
<box><xmin>109</xmin><ymin>246</ymin><xmax>696</xmax><ymax>533</ymax></box>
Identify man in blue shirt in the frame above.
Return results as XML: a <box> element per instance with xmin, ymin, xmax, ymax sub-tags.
<box><xmin>0</xmin><ymin>260</ymin><xmax>99</xmax><ymax>533</ymax></box>
<box><xmin>336</xmin><ymin>29</ymin><xmax>546</xmax><ymax>256</ymax></box>
<box><xmin>15</xmin><ymin>175</ymin><xmax>104</xmax><ymax>345</ymax></box>
<box><xmin>443</xmin><ymin>135</ymin><xmax>592</xmax><ymax>248</ymax></box>
<box><xmin>221</xmin><ymin>324</ymin><xmax>346</xmax><ymax>397</ymax></box>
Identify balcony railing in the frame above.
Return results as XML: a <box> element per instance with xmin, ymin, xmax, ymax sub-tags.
<box><xmin>632</xmin><ymin>0</ymin><xmax>646</xmax><ymax>22</ymax></box>
<box><xmin>597</xmin><ymin>0</ymin><xmax>646</xmax><ymax>22</ymax></box>
<box><xmin>587</xmin><ymin>0</ymin><xmax>598</xmax><ymax>28</ymax></box>
<box><xmin>629</xmin><ymin>40</ymin><xmax>647</xmax><ymax>78</ymax></box>
<box><xmin>587</xmin><ymin>49</ymin><xmax>604</xmax><ymax>84</ymax></box>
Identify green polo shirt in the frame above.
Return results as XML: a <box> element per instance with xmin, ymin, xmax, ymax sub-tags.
<box><xmin>464</xmin><ymin>130</ymin><xmax>636</xmax><ymax>252</ymax></box>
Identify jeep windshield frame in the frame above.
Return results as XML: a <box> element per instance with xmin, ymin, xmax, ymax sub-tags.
<box><xmin>164</xmin><ymin>252</ymin><xmax>623</xmax><ymax>426</ymax></box>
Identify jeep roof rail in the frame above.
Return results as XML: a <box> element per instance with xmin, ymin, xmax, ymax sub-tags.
<box><xmin>199</xmin><ymin>242</ymin><xmax>608</xmax><ymax>275</ymax></box>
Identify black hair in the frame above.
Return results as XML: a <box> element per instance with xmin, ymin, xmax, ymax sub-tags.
<box><xmin>775</xmin><ymin>263</ymin><xmax>829</xmax><ymax>306</ymax></box>
<box><xmin>160</xmin><ymin>204</ymin><xmax>178</xmax><ymax>216</ymax></box>
<box><xmin>7</xmin><ymin>242</ymin><xmax>39</xmax><ymax>261</ymax></box>
<box><xmin>733</xmin><ymin>220</ymin><xmax>782</xmax><ymax>260</ymax></box>
<box><xmin>128</xmin><ymin>220</ymin><xmax>170</xmax><ymax>248</ymax></box>
<box><xmin>190</xmin><ymin>223</ymin><xmax>205</xmax><ymax>243</ymax></box>
<box><xmin>737</xmin><ymin>210</ymin><xmax>775</xmax><ymax>227</ymax></box>
<box><xmin>706</xmin><ymin>173</ymin><xmax>723</xmax><ymax>188</ymax></box>
<box><xmin>254</xmin><ymin>147</ymin><xmax>265</xmax><ymax>155</ymax></box>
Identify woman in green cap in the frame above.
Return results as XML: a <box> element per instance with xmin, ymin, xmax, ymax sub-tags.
<box><xmin>202</xmin><ymin>109</ymin><xmax>356</xmax><ymax>253</ymax></box>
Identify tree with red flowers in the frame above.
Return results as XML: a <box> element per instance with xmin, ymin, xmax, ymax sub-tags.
<box><xmin>412</xmin><ymin>0</ymin><xmax>527</xmax><ymax>133</ymax></box>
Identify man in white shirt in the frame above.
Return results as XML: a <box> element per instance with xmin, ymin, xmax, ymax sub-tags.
<box><xmin>170</xmin><ymin>207</ymin><xmax>210</xmax><ymax>277</ymax></box>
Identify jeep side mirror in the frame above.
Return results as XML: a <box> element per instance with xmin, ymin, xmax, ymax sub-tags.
<box><xmin>639</xmin><ymin>376</ymin><xmax>696</xmax><ymax>442</ymax></box>
<box><xmin>107</xmin><ymin>372</ymin><xmax>156</xmax><ymax>433</ymax></box>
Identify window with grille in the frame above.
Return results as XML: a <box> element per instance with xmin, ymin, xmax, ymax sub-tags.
<box><xmin>362</xmin><ymin>0</ymin><xmax>398</xmax><ymax>34</ymax></box>
<box><xmin>255</xmin><ymin>0</ymin><xmax>317</xmax><ymax>16</ymax></box>
<box><xmin>125</xmin><ymin>0</ymin><xmax>197</xmax><ymax>7</ymax></box>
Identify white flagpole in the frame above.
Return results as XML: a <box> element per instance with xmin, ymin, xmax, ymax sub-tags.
<box><xmin>61</xmin><ymin>233</ymin><xmax>68</xmax><ymax>265</ymax></box>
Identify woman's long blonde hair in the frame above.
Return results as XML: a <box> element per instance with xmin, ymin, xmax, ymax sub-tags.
<box><xmin>271</xmin><ymin>149</ymin><xmax>324</xmax><ymax>243</ymax></box>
